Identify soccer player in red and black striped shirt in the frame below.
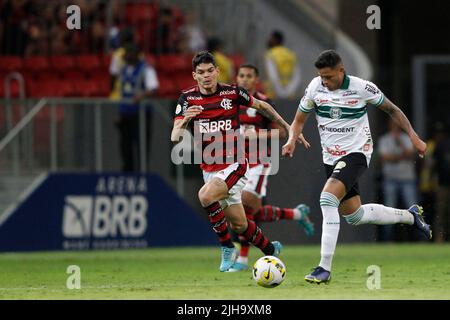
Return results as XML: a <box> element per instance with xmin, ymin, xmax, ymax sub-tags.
<box><xmin>171</xmin><ymin>51</ymin><xmax>291</xmax><ymax>272</ymax></box>
<box><xmin>228</xmin><ymin>64</ymin><xmax>315</xmax><ymax>272</ymax></box>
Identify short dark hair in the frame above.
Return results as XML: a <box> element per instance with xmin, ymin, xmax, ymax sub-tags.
<box><xmin>238</xmin><ymin>64</ymin><xmax>259</xmax><ymax>76</ymax></box>
<box><xmin>124</xmin><ymin>42</ymin><xmax>139</xmax><ymax>56</ymax></box>
<box><xmin>314</xmin><ymin>50</ymin><xmax>342</xmax><ymax>69</ymax></box>
<box><xmin>192</xmin><ymin>51</ymin><xmax>217</xmax><ymax>70</ymax></box>
<box><xmin>271</xmin><ymin>30</ymin><xmax>284</xmax><ymax>45</ymax></box>
<box><xmin>207</xmin><ymin>37</ymin><xmax>222</xmax><ymax>52</ymax></box>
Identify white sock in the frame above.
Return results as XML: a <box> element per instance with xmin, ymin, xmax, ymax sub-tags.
<box><xmin>344</xmin><ymin>204</ymin><xmax>414</xmax><ymax>225</ymax></box>
<box><xmin>319</xmin><ymin>192</ymin><xmax>340</xmax><ymax>272</ymax></box>
<box><xmin>236</xmin><ymin>256</ymin><xmax>248</xmax><ymax>265</ymax></box>
<box><xmin>293</xmin><ymin>208</ymin><xmax>302</xmax><ymax>220</ymax></box>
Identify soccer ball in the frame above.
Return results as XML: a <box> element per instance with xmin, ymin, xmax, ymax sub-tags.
<box><xmin>252</xmin><ymin>256</ymin><xmax>286</xmax><ymax>288</ymax></box>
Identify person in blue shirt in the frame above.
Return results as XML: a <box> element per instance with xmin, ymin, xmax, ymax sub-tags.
<box><xmin>117</xmin><ymin>43</ymin><xmax>159</xmax><ymax>172</ymax></box>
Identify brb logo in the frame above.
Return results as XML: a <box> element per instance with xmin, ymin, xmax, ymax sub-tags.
<box><xmin>197</xmin><ymin>119</ymin><xmax>232</xmax><ymax>133</ymax></box>
<box><xmin>62</xmin><ymin>195</ymin><xmax>147</xmax><ymax>238</ymax></box>
<box><xmin>61</xmin><ymin>176</ymin><xmax>149</xmax><ymax>250</ymax></box>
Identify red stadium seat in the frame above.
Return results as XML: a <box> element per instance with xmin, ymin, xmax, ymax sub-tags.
<box><xmin>174</xmin><ymin>75</ymin><xmax>196</xmax><ymax>92</ymax></box>
<box><xmin>28</xmin><ymin>80</ymin><xmax>76</xmax><ymax>97</ymax></box>
<box><xmin>23</xmin><ymin>56</ymin><xmax>50</xmax><ymax>73</ymax></box>
<box><xmin>58</xmin><ymin>81</ymin><xmax>77</xmax><ymax>97</ymax></box>
<box><xmin>1</xmin><ymin>78</ymin><xmax>24</xmax><ymax>97</ymax></box>
<box><xmin>96</xmin><ymin>80</ymin><xmax>111</xmax><ymax>97</ymax></box>
<box><xmin>75</xmin><ymin>55</ymin><xmax>102</xmax><ymax>72</ymax></box>
<box><xmin>49</xmin><ymin>55</ymin><xmax>76</xmax><ymax>72</ymax></box>
<box><xmin>0</xmin><ymin>56</ymin><xmax>23</xmax><ymax>73</ymax></box>
<box><xmin>125</xmin><ymin>2</ymin><xmax>158</xmax><ymax>25</ymax></box>
<box><xmin>157</xmin><ymin>76</ymin><xmax>177</xmax><ymax>98</ymax></box>
<box><xmin>156</xmin><ymin>54</ymin><xmax>192</xmax><ymax>75</ymax></box>
<box><xmin>88</xmin><ymin>72</ymin><xmax>111</xmax><ymax>96</ymax></box>
<box><xmin>145</xmin><ymin>54</ymin><xmax>156</xmax><ymax>67</ymax></box>
<box><xmin>31</xmin><ymin>71</ymin><xmax>60</xmax><ymax>83</ymax></box>
<box><xmin>101</xmin><ymin>54</ymin><xmax>112</xmax><ymax>69</ymax></box>
<box><xmin>60</xmin><ymin>70</ymin><xmax>86</xmax><ymax>81</ymax></box>
<box><xmin>73</xmin><ymin>81</ymin><xmax>97</xmax><ymax>97</ymax></box>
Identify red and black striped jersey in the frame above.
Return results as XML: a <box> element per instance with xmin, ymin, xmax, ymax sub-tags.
<box><xmin>174</xmin><ymin>83</ymin><xmax>254</xmax><ymax>172</ymax></box>
<box><xmin>240</xmin><ymin>91</ymin><xmax>277</xmax><ymax>168</ymax></box>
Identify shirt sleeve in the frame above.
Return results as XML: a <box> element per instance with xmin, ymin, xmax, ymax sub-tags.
<box><xmin>174</xmin><ymin>95</ymin><xmax>187</xmax><ymax>121</ymax></box>
<box><xmin>400</xmin><ymin>133</ymin><xmax>414</xmax><ymax>150</ymax></box>
<box><xmin>298</xmin><ymin>80</ymin><xmax>316</xmax><ymax>113</ymax></box>
<box><xmin>377</xmin><ymin>135</ymin><xmax>390</xmax><ymax>155</ymax></box>
<box><xmin>109</xmin><ymin>52</ymin><xmax>121</xmax><ymax>76</ymax></box>
<box><xmin>362</xmin><ymin>80</ymin><xmax>385</xmax><ymax>107</ymax></box>
<box><xmin>144</xmin><ymin>66</ymin><xmax>159</xmax><ymax>91</ymax></box>
<box><xmin>235</xmin><ymin>86</ymin><xmax>254</xmax><ymax>107</ymax></box>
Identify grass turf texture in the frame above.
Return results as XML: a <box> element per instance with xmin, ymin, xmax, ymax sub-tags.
<box><xmin>0</xmin><ymin>243</ymin><xmax>449</xmax><ymax>299</ymax></box>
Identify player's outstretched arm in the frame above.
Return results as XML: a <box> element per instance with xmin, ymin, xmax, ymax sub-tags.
<box><xmin>171</xmin><ymin>106</ymin><xmax>203</xmax><ymax>143</ymax></box>
<box><xmin>282</xmin><ymin>110</ymin><xmax>311</xmax><ymax>158</ymax></box>
<box><xmin>377</xmin><ymin>97</ymin><xmax>427</xmax><ymax>157</ymax></box>
<box><xmin>250</xmin><ymin>98</ymin><xmax>290</xmax><ymax>137</ymax></box>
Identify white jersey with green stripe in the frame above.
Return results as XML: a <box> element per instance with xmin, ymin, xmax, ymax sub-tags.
<box><xmin>298</xmin><ymin>74</ymin><xmax>384</xmax><ymax>166</ymax></box>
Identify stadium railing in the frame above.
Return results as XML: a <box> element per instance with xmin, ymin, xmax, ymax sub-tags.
<box><xmin>0</xmin><ymin>97</ymin><xmax>184</xmax><ymax>216</ymax></box>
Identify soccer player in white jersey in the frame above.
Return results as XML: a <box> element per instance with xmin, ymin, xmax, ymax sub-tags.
<box><xmin>282</xmin><ymin>50</ymin><xmax>431</xmax><ymax>284</ymax></box>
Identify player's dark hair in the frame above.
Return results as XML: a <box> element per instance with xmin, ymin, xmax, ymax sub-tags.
<box><xmin>314</xmin><ymin>50</ymin><xmax>342</xmax><ymax>69</ymax></box>
<box><xmin>192</xmin><ymin>51</ymin><xmax>217</xmax><ymax>70</ymax></box>
<box><xmin>239</xmin><ymin>64</ymin><xmax>259</xmax><ymax>76</ymax></box>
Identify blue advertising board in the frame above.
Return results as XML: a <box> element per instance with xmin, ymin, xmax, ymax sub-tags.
<box><xmin>0</xmin><ymin>173</ymin><xmax>217</xmax><ymax>251</ymax></box>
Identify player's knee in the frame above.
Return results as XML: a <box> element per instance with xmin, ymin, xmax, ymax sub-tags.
<box><xmin>344</xmin><ymin>206</ymin><xmax>364</xmax><ymax>225</ymax></box>
<box><xmin>198</xmin><ymin>187</ymin><xmax>216</xmax><ymax>207</ymax></box>
<box><xmin>320</xmin><ymin>191</ymin><xmax>340</xmax><ymax>208</ymax></box>
<box><xmin>230</xmin><ymin>220</ymin><xmax>248</xmax><ymax>234</ymax></box>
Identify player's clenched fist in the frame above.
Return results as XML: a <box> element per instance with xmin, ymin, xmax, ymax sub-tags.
<box><xmin>184</xmin><ymin>105</ymin><xmax>203</xmax><ymax>120</ymax></box>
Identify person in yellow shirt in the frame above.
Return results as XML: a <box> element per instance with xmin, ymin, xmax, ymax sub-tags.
<box><xmin>264</xmin><ymin>30</ymin><xmax>301</xmax><ymax>100</ymax></box>
<box><xmin>109</xmin><ymin>28</ymin><xmax>135</xmax><ymax>100</ymax></box>
<box><xmin>207</xmin><ymin>37</ymin><xmax>234</xmax><ymax>84</ymax></box>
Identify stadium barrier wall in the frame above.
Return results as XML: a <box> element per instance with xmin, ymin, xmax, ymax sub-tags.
<box><xmin>0</xmin><ymin>172</ymin><xmax>217</xmax><ymax>252</ymax></box>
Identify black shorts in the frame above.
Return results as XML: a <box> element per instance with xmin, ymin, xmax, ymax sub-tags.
<box><xmin>324</xmin><ymin>152</ymin><xmax>368</xmax><ymax>201</ymax></box>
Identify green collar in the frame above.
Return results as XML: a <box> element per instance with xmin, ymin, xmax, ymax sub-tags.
<box><xmin>340</xmin><ymin>74</ymin><xmax>350</xmax><ymax>90</ymax></box>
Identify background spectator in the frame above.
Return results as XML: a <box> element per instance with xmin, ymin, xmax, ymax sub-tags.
<box><xmin>116</xmin><ymin>43</ymin><xmax>159</xmax><ymax>172</ymax></box>
<box><xmin>177</xmin><ymin>10</ymin><xmax>206</xmax><ymax>54</ymax></box>
<box><xmin>0</xmin><ymin>0</ymin><xmax>35</xmax><ymax>55</ymax></box>
<box><xmin>378</xmin><ymin>119</ymin><xmax>423</xmax><ymax>241</ymax></box>
<box><xmin>207</xmin><ymin>37</ymin><xmax>234</xmax><ymax>84</ymax></box>
<box><xmin>154</xmin><ymin>6</ymin><xmax>180</xmax><ymax>54</ymax></box>
<box><xmin>110</xmin><ymin>27</ymin><xmax>136</xmax><ymax>100</ymax></box>
<box><xmin>264</xmin><ymin>30</ymin><xmax>301</xmax><ymax>100</ymax></box>
<box><xmin>418</xmin><ymin>122</ymin><xmax>440</xmax><ymax>241</ymax></box>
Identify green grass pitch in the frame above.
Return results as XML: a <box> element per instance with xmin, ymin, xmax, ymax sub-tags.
<box><xmin>0</xmin><ymin>243</ymin><xmax>449</xmax><ymax>299</ymax></box>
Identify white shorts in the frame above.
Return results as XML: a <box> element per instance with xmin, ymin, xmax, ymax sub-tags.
<box><xmin>202</xmin><ymin>162</ymin><xmax>249</xmax><ymax>208</ymax></box>
<box><xmin>242</xmin><ymin>164</ymin><xmax>271</xmax><ymax>198</ymax></box>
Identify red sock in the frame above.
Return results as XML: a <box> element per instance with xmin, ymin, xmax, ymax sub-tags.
<box><xmin>241</xmin><ymin>219</ymin><xmax>274</xmax><ymax>255</ymax></box>
<box><xmin>255</xmin><ymin>205</ymin><xmax>295</xmax><ymax>222</ymax></box>
<box><xmin>204</xmin><ymin>202</ymin><xmax>233</xmax><ymax>248</ymax></box>
<box><xmin>239</xmin><ymin>206</ymin><xmax>255</xmax><ymax>257</ymax></box>
<box><xmin>238</xmin><ymin>235</ymin><xmax>250</xmax><ymax>257</ymax></box>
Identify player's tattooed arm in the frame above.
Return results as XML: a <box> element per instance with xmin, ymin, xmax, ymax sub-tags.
<box><xmin>378</xmin><ymin>97</ymin><xmax>427</xmax><ymax>157</ymax></box>
<box><xmin>250</xmin><ymin>98</ymin><xmax>290</xmax><ymax>137</ymax></box>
